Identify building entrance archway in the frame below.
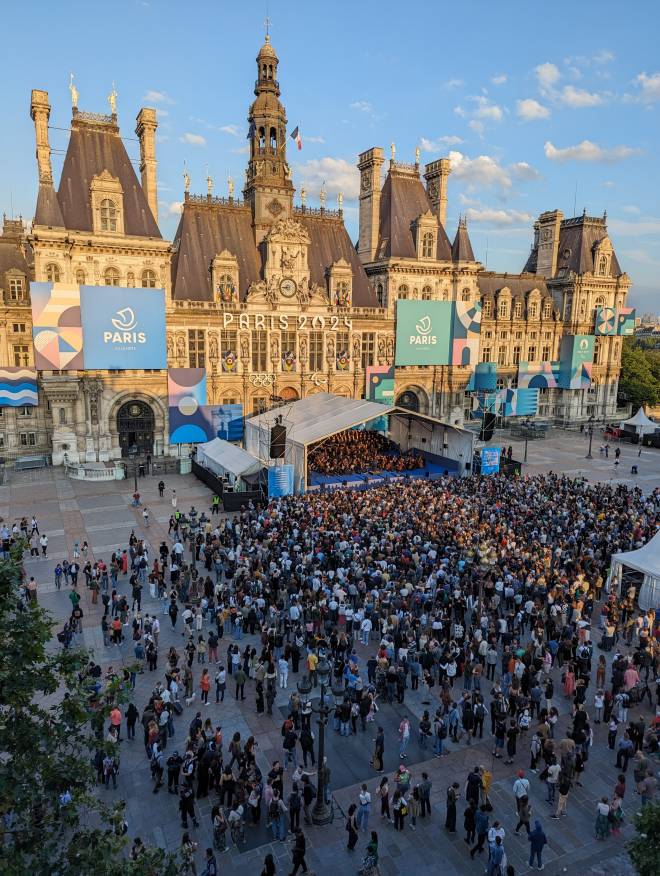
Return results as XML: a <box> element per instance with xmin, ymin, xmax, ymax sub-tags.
<box><xmin>117</xmin><ymin>400</ymin><xmax>155</xmax><ymax>457</ymax></box>
<box><xmin>280</xmin><ymin>387</ymin><xmax>299</xmax><ymax>402</ymax></box>
<box><xmin>396</xmin><ymin>390</ymin><xmax>421</xmax><ymax>413</ymax></box>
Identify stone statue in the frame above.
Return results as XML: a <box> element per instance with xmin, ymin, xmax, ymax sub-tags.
<box><xmin>415</xmin><ymin>146</ymin><xmax>421</xmax><ymax>164</ymax></box>
<box><xmin>300</xmin><ymin>186</ymin><xmax>307</xmax><ymax>206</ymax></box>
<box><xmin>319</xmin><ymin>185</ymin><xmax>326</xmax><ymax>208</ymax></box>
<box><xmin>271</xmin><ymin>335</ymin><xmax>279</xmax><ymax>360</ymax></box>
<box><xmin>166</xmin><ymin>334</ymin><xmax>174</xmax><ymax>359</ymax></box>
<box><xmin>280</xmin><ymin>246</ymin><xmax>298</xmax><ymax>272</ymax></box>
<box><xmin>227</xmin><ymin>176</ymin><xmax>234</xmax><ymax>198</ymax></box>
<box><xmin>108</xmin><ymin>83</ymin><xmax>118</xmax><ymax>115</ymax></box>
<box><xmin>176</xmin><ymin>335</ymin><xmax>185</xmax><ymax>358</ymax></box>
<box><xmin>391</xmin><ymin>142</ymin><xmax>396</xmax><ymax>161</ymax></box>
<box><xmin>352</xmin><ymin>336</ymin><xmax>361</xmax><ymax>361</ymax></box>
<box><xmin>337</xmin><ymin>191</ymin><xmax>343</xmax><ymax>210</ymax></box>
<box><xmin>299</xmin><ymin>336</ymin><xmax>308</xmax><ymax>362</ymax></box>
<box><xmin>207</xmin><ymin>172</ymin><xmax>213</xmax><ymax>196</ymax></box>
<box><xmin>183</xmin><ymin>165</ymin><xmax>190</xmax><ymax>194</ymax></box>
<box><xmin>69</xmin><ymin>73</ymin><xmax>79</xmax><ymax>109</ymax></box>
<box><xmin>209</xmin><ymin>335</ymin><xmax>219</xmax><ymax>360</ymax></box>
<box><xmin>326</xmin><ymin>336</ymin><xmax>335</xmax><ymax>359</ymax></box>
<box><xmin>378</xmin><ymin>336</ymin><xmax>386</xmax><ymax>360</ymax></box>
<box><xmin>240</xmin><ymin>334</ymin><xmax>249</xmax><ymax>360</ymax></box>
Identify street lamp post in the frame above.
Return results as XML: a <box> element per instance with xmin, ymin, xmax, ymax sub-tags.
<box><xmin>586</xmin><ymin>423</ymin><xmax>594</xmax><ymax>459</ymax></box>
<box><xmin>297</xmin><ymin>657</ymin><xmax>343</xmax><ymax>825</ymax></box>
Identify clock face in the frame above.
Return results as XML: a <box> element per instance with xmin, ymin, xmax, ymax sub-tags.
<box><xmin>279</xmin><ymin>278</ymin><xmax>297</xmax><ymax>298</ymax></box>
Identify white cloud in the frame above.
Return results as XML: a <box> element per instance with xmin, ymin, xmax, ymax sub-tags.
<box><xmin>516</xmin><ymin>98</ymin><xmax>550</xmax><ymax>120</ymax></box>
<box><xmin>166</xmin><ymin>201</ymin><xmax>183</xmax><ymax>216</ymax></box>
<box><xmin>560</xmin><ymin>85</ymin><xmax>603</xmax><ymax>107</ymax></box>
<box><xmin>304</xmin><ymin>136</ymin><xmax>326</xmax><ymax>144</ymax></box>
<box><xmin>350</xmin><ymin>100</ymin><xmax>374</xmax><ymax>113</ymax></box>
<box><xmin>180</xmin><ymin>132</ymin><xmax>206</xmax><ymax>146</ymax></box>
<box><xmin>294</xmin><ymin>157</ymin><xmax>359</xmax><ymax>199</ymax></box>
<box><xmin>635</xmin><ymin>72</ymin><xmax>660</xmax><ymax>103</ymax></box>
<box><xmin>219</xmin><ymin>124</ymin><xmax>240</xmax><ymax>136</ymax></box>
<box><xmin>448</xmin><ymin>151</ymin><xmax>512</xmax><ymax>189</ymax></box>
<box><xmin>156</xmin><ymin>109</ymin><xmax>169</xmax><ymax>117</ymax></box>
<box><xmin>491</xmin><ymin>74</ymin><xmax>507</xmax><ymax>86</ymax></box>
<box><xmin>601</xmin><ymin>180</ymin><xmax>616</xmax><ymax>188</ymax></box>
<box><xmin>544</xmin><ymin>139</ymin><xmax>641</xmax><ymax>162</ymax></box>
<box><xmin>468</xmin><ymin>120</ymin><xmax>485</xmax><ymax>136</ymax></box>
<box><xmin>622</xmin><ymin>205</ymin><xmax>640</xmax><ymax>214</ymax></box>
<box><xmin>144</xmin><ymin>89</ymin><xmax>174</xmax><ymax>104</ymax></box>
<box><xmin>471</xmin><ymin>96</ymin><xmax>503</xmax><ymax>121</ymax></box>
<box><xmin>443</xmin><ymin>78</ymin><xmax>464</xmax><ymax>89</ymax></box>
<box><xmin>608</xmin><ymin>217</ymin><xmax>660</xmax><ymax>236</ymax></box>
<box><xmin>535</xmin><ymin>62</ymin><xmax>560</xmax><ymax>92</ymax></box>
<box><xmin>465</xmin><ymin>207</ymin><xmax>532</xmax><ymax>226</ymax></box>
<box><xmin>510</xmin><ymin>161</ymin><xmax>541</xmax><ymax>181</ymax></box>
<box><xmin>420</xmin><ymin>135</ymin><xmax>463</xmax><ymax>152</ymax></box>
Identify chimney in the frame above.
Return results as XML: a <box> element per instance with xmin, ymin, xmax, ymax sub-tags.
<box><xmin>423</xmin><ymin>158</ymin><xmax>451</xmax><ymax>228</ymax></box>
<box><xmin>30</xmin><ymin>90</ymin><xmax>53</xmax><ymax>185</ymax></box>
<box><xmin>535</xmin><ymin>209</ymin><xmax>564</xmax><ymax>278</ymax></box>
<box><xmin>357</xmin><ymin>147</ymin><xmax>384</xmax><ymax>263</ymax></box>
<box><xmin>136</xmin><ymin>107</ymin><xmax>159</xmax><ymax>223</ymax></box>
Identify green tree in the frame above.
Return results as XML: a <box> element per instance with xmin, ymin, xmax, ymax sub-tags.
<box><xmin>619</xmin><ymin>339</ymin><xmax>659</xmax><ymax>408</ymax></box>
<box><xmin>627</xmin><ymin>802</ymin><xmax>660</xmax><ymax>876</ymax></box>
<box><xmin>0</xmin><ymin>544</ymin><xmax>179</xmax><ymax>875</ymax></box>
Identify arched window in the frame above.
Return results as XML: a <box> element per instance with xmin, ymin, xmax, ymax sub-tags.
<box><xmin>268</xmin><ymin>64</ymin><xmax>273</xmax><ymax>80</ymax></box>
<box><xmin>513</xmin><ymin>300</ymin><xmax>523</xmax><ymax>319</ymax></box>
<box><xmin>599</xmin><ymin>255</ymin><xmax>608</xmax><ymax>276</ymax></box>
<box><xmin>141</xmin><ymin>269</ymin><xmax>157</xmax><ymax>288</ymax></box>
<box><xmin>258</xmin><ymin>127</ymin><xmax>266</xmax><ymax>150</ymax></box>
<box><xmin>421</xmin><ymin>232</ymin><xmax>434</xmax><ymax>259</ymax></box>
<box><xmin>74</xmin><ymin>268</ymin><xmax>86</xmax><ymax>285</ymax></box>
<box><xmin>45</xmin><ymin>263</ymin><xmax>60</xmax><ymax>282</ymax></box>
<box><xmin>126</xmin><ymin>272</ymin><xmax>135</xmax><ymax>287</ymax></box>
<box><xmin>269</xmin><ymin>127</ymin><xmax>277</xmax><ymax>150</ymax></box>
<box><xmin>594</xmin><ymin>296</ymin><xmax>605</xmax><ymax>308</ymax></box>
<box><xmin>496</xmin><ymin>377</ymin><xmax>505</xmax><ymax>390</ymax></box>
<box><xmin>498</xmin><ymin>299</ymin><xmax>508</xmax><ymax>319</ymax></box>
<box><xmin>542</xmin><ymin>300</ymin><xmax>552</xmax><ymax>319</ymax></box>
<box><xmin>528</xmin><ymin>302</ymin><xmax>538</xmax><ymax>319</ymax></box>
<box><xmin>100</xmin><ymin>198</ymin><xmax>118</xmax><ymax>232</ymax></box>
<box><xmin>398</xmin><ymin>284</ymin><xmax>409</xmax><ymax>300</ymax></box>
<box><xmin>104</xmin><ymin>267</ymin><xmax>120</xmax><ymax>287</ymax></box>
<box><xmin>461</xmin><ymin>288</ymin><xmax>471</xmax><ymax>302</ymax></box>
<box><xmin>376</xmin><ymin>284</ymin><xmax>385</xmax><ymax>307</ymax></box>
<box><xmin>482</xmin><ymin>299</ymin><xmax>492</xmax><ymax>318</ymax></box>
<box><xmin>421</xmin><ymin>285</ymin><xmax>432</xmax><ymax>301</ymax></box>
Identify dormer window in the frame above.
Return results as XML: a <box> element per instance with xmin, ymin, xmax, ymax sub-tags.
<box><xmin>482</xmin><ymin>299</ymin><xmax>492</xmax><ymax>318</ymax></box>
<box><xmin>542</xmin><ymin>300</ymin><xmax>552</xmax><ymax>319</ymax></box>
<box><xmin>336</xmin><ymin>280</ymin><xmax>350</xmax><ymax>307</ymax></box>
<box><xmin>100</xmin><ymin>198</ymin><xmax>118</xmax><ymax>232</ymax></box>
<box><xmin>498</xmin><ymin>300</ymin><xmax>508</xmax><ymax>319</ymax></box>
<box><xmin>421</xmin><ymin>232</ymin><xmax>434</xmax><ymax>259</ymax></box>
<box><xmin>45</xmin><ymin>263</ymin><xmax>60</xmax><ymax>283</ymax></box>
<box><xmin>8</xmin><ymin>276</ymin><xmax>25</xmax><ymax>300</ymax></box>
<box><xmin>513</xmin><ymin>300</ymin><xmax>523</xmax><ymax>319</ymax></box>
<box><xmin>528</xmin><ymin>302</ymin><xmax>538</xmax><ymax>319</ymax></box>
<box><xmin>104</xmin><ymin>267</ymin><xmax>120</xmax><ymax>286</ymax></box>
<box><xmin>141</xmin><ymin>269</ymin><xmax>157</xmax><ymax>288</ymax></box>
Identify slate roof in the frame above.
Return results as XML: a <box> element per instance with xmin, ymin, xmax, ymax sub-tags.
<box><xmin>35</xmin><ymin>115</ymin><xmax>161</xmax><ymax>238</ymax></box>
<box><xmin>451</xmin><ymin>221</ymin><xmax>475</xmax><ymax>262</ymax></box>
<box><xmin>478</xmin><ymin>272</ymin><xmax>549</xmax><ymax>297</ymax></box>
<box><xmin>524</xmin><ymin>214</ymin><xmax>622</xmax><ymax>278</ymax></box>
<box><xmin>0</xmin><ymin>220</ymin><xmax>32</xmax><ymax>290</ymax></box>
<box><xmin>376</xmin><ymin>169</ymin><xmax>452</xmax><ymax>260</ymax></box>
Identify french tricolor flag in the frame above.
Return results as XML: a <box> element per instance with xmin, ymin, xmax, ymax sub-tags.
<box><xmin>290</xmin><ymin>126</ymin><xmax>302</xmax><ymax>150</ymax></box>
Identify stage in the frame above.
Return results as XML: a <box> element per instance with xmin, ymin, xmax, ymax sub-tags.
<box><xmin>307</xmin><ymin>456</ymin><xmax>457</xmax><ymax>492</ymax></box>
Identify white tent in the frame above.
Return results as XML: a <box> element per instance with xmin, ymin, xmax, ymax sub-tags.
<box><xmin>244</xmin><ymin>393</ymin><xmax>474</xmax><ymax>494</ymax></box>
<box><xmin>608</xmin><ymin>530</ymin><xmax>660</xmax><ymax>611</ymax></box>
<box><xmin>620</xmin><ymin>407</ymin><xmax>658</xmax><ymax>436</ymax></box>
<box><xmin>196</xmin><ymin>438</ymin><xmax>262</xmax><ymax>487</ymax></box>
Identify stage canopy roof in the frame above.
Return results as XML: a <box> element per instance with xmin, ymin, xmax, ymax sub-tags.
<box><xmin>620</xmin><ymin>407</ymin><xmax>658</xmax><ymax>435</ymax></box>
<box><xmin>196</xmin><ymin>437</ymin><xmax>262</xmax><ymax>481</ymax></box>
<box><xmin>609</xmin><ymin>530</ymin><xmax>660</xmax><ymax>611</ymax></box>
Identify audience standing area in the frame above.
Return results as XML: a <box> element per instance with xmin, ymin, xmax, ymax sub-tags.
<box><xmin>244</xmin><ymin>393</ymin><xmax>474</xmax><ymax>494</ymax></box>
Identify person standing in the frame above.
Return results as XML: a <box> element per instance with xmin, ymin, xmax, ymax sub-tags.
<box><xmin>470</xmin><ymin>804</ymin><xmax>489</xmax><ymax>859</ymax></box>
<box><xmin>445</xmin><ymin>782</ymin><xmax>460</xmax><ymax>832</ymax></box>
<box><xmin>371</xmin><ymin>725</ymin><xmax>385</xmax><ymax>772</ymax></box>
<box><xmin>158</xmin><ymin>480</ymin><xmax>165</xmax><ymax>497</ymax></box>
<box><xmin>513</xmin><ymin>770</ymin><xmax>530</xmax><ymax>814</ymax></box>
<box><xmin>528</xmin><ymin>820</ymin><xmax>547</xmax><ymax>871</ymax></box>
<box><xmin>595</xmin><ymin>797</ymin><xmax>610</xmax><ymax>841</ymax></box>
<box><xmin>399</xmin><ymin>716</ymin><xmax>411</xmax><ymax>759</ymax></box>
<box><xmin>552</xmin><ymin>771</ymin><xmax>572</xmax><ymax>818</ymax></box>
<box><xmin>376</xmin><ymin>776</ymin><xmax>391</xmax><ymax>821</ymax></box>
<box><xmin>40</xmin><ymin>533</ymin><xmax>48</xmax><ymax>556</ymax></box>
<box><xmin>289</xmin><ymin>828</ymin><xmax>308</xmax><ymax>876</ymax></box>
<box><xmin>357</xmin><ymin>784</ymin><xmax>371</xmax><ymax>832</ymax></box>
<box><xmin>418</xmin><ymin>772</ymin><xmax>432</xmax><ymax>818</ymax></box>
<box><xmin>346</xmin><ymin>803</ymin><xmax>359</xmax><ymax>849</ymax></box>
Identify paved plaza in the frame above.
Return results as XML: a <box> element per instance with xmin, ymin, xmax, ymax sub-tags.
<box><xmin>5</xmin><ymin>435</ymin><xmax>658</xmax><ymax>876</ymax></box>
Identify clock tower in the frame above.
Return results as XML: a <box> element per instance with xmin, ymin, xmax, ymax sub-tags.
<box><xmin>244</xmin><ymin>34</ymin><xmax>294</xmax><ymax>245</ymax></box>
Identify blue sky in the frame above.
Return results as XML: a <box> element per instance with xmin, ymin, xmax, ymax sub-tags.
<box><xmin>2</xmin><ymin>0</ymin><xmax>658</xmax><ymax>313</ymax></box>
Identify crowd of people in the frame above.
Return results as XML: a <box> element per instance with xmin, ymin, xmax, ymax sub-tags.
<box><xmin>27</xmin><ymin>470</ymin><xmax>660</xmax><ymax>874</ymax></box>
<box><xmin>309</xmin><ymin>430</ymin><xmax>425</xmax><ymax>476</ymax></box>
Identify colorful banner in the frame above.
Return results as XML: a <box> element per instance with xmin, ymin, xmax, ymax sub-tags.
<box><xmin>366</xmin><ymin>364</ymin><xmax>394</xmax><ymax>432</ymax></box>
<box><xmin>517</xmin><ymin>361</ymin><xmax>561</xmax><ymax>390</ymax></box>
<box><xmin>467</xmin><ymin>362</ymin><xmax>497</xmax><ymax>392</ymax></box>
<box><xmin>595</xmin><ymin>306</ymin><xmax>636</xmax><ymax>337</ymax></box>
<box><xmin>0</xmin><ymin>367</ymin><xmax>38</xmax><ymax>406</ymax></box>
<box><xmin>480</xmin><ymin>447</ymin><xmax>501</xmax><ymax>475</ymax></box>
<box><xmin>558</xmin><ymin>335</ymin><xmax>594</xmax><ymax>390</ymax></box>
<box><xmin>499</xmin><ymin>388</ymin><xmax>539</xmax><ymax>417</ymax></box>
<box><xmin>395</xmin><ymin>301</ymin><xmax>453</xmax><ymax>366</ymax></box>
<box><xmin>336</xmin><ymin>349</ymin><xmax>350</xmax><ymax>371</ymax></box>
<box><xmin>281</xmin><ymin>351</ymin><xmax>296</xmax><ymax>373</ymax></box>
<box><xmin>268</xmin><ymin>464</ymin><xmax>295</xmax><ymax>497</ymax></box>
<box><xmin>222</xmin><ymin>350</ymin><xmax>237</xmax><ymax>372</ymax></box>
<box><xmin>80</xmin><ymin>286</ymin><xmax>166</xmax><ymax>370</ymax></box>
<box><xmin>168</xmin><ymin>368</ymin><xmax>214</xmax><ymax>444</ymax></box>
<box><xmin>211</xmin><ymin>404</ymin><xmax>244</xmax><ymax>442</ymax></box>
<box><xmin>451</xmin><ymin>300</ymin><xmax>482</xmax><ymax>366</ymax></box>
<box><xmin>31</xmin><ymin>282</ymin><xmax>83</xmax><ymax>370</ymax></box>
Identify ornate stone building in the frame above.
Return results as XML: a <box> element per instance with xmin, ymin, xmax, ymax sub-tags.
<box><xmin>0</xmin><ymin>35</ymin><xmax>631</xmax><ymax>463</ymax></box>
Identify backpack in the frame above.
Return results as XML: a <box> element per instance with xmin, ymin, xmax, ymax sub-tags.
<box><xmin>268</xmin><ymin>799</ymin><xmax>280</xmax><ymax>820</ymax></box>
<box><xmin>289</xmin><ymin>791</ymin><xmax>301</xmax><ymax>811</ymax></box>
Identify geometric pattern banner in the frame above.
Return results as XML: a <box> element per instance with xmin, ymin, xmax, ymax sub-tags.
<box><xmin>518</xmin><ymin>361</ymin><xmax>561</xmax><ymax>390</ymax></box>
<box><xmin>451</xmin><ymin>300</ymin><xmax>482</xmax><ymax>366</ymax></box>
<box><xmin>0</xmin><ymin>367</ymin><xmax>38</xmax><ymax>406</ymax></box>
<box><xmin>558</xmin><ymin>335</ymin><xmax>594</xmax><ymax>390</ymax></box>
<box><xmin>167</xmin><ymin>368</ymin><xmax>214</xmax><ymax>444</ymax></box>
<box><xmin>595</xmin><ymin>306</ymin><xmax>636</xmax><ymax>337</ymax></box>
<box><xmin>213</xmin><ymin>404</ymin><xmax>244</xmax><ymax>442</ymax></box>
<box><xmin>467</xmin><ymin>362</ymin><xmax>497</xmax><ymax>392</ymax></box>
<box><xmin>30</xmin><ymin>282</ymin><xmax>84</xmax><ymax>370</ymax></box>
<box><xmin>499</xmin><ymin>387</ymin><xmax>539</xmax><ymax>417</ymax></box>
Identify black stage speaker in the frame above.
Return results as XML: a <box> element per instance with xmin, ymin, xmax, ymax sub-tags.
<box><xmin>479</xmin><ymin>412</ymin><xmax>496</xmax><ymax>443</ymax></box>
<box><xmin>270</xmin><ymin>424</ymin><xmax>286</xmax><ymax>459</ymax></box>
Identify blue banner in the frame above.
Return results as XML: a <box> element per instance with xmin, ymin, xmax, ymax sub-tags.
<box><xmin>80</xmin><ymin>286</ymin><xmax>167</xmax><ymax>369</ymax></box>
<box><xmin>268</xmin><ymin>464</ymin><xmax>295</xmax><ymax>497</ymax></box>
<box><xmin>212</xmin><ymin>404</ymin><xmax>244</xmax><ymax>442</ymax></box>
<box><xmin>480</xmin><ymin>447</ymin><xmax>501</xmax><ymax>475</ymax></box>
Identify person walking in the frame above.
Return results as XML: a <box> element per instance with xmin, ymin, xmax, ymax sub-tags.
<box><xmin>445</xmin><ymin>782</ymin><xmax>459</xmax><ymax>832</ymax></box>
<box><xmin>289</xmin><ymin>828</ymin><xmax>308</xmax><ymax>875</ymax></box>
<box><xmin>595</xmin><ymin>797</ymin><xmax>611</xmax><ymax>841</ymax></box>
<box><xmin>528</xmin><ymin>819</ymin><xmax>548</xmax><ymax>870</ymax></box>
<box><xmin>513</xmin><ymin>770</ymin><xmax>530</xmax><ymax>814</ymax></box>
<box><xmin>470</xmin><ymin>805</ymin><xmax>489</xmax><ymax>859</ymax></box>
<box><xmin>514</xmin><ymin>795</ymin><xmax>532</xmax><ymax>835</ymax></box>
<box><xmin>552</xmin><ymin>771</ymin><xmax>572</xmax><ymax>818</ymax></box>
<box><xmin>371</xmin><ymin>725</ymin><xmax>385</xmax><ymax>772</ymax></box>
<box><xmin>346</xmin><ymin>803</ymin><xmax>359</xmax><ymax>849</ymax></box>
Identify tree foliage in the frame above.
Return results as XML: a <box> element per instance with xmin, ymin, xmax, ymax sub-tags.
<box><xmin>0</xmin><ymin>544</ymin><xmax>179</xmax><ymax>875</ymax></box>
<box><xmin>627</xmin><ymin>802</ymin><xmax>660</xmax><ymax>876</ymax></box>
<box><xmin>619</xmin><ymin>339</ymin><xmax>660</xmax><ymax>408</ymax></box>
